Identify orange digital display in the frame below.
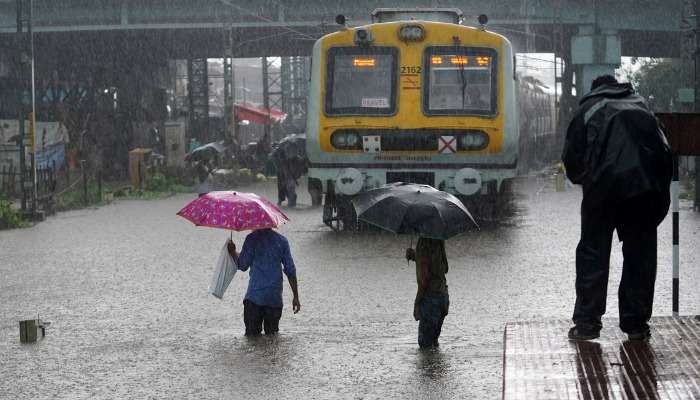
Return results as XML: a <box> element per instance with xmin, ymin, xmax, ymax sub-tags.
<box><xmin>431</xmin><ymin>56</ymin><xmax>443</xmax><ymax>65</ymax></box>
<box><xmin>476</xmin><ymin>56</ymin><xmax>490</xmax><ymax>66</ymax></box>
<box><xmin>450</xmin><ymin>56</ymin><xmax>469</xmax><ymax>65</ymax></box>
<box><xmin>353</xmin><ymin>58</ymin><xmax>376</xmax><ymax>67</ymax></box>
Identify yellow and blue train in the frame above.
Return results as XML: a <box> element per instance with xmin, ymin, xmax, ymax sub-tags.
<box><xmin>305</xmin><ymin>8</ymin><xmax>554</xmax><ymax>229</ymax></box>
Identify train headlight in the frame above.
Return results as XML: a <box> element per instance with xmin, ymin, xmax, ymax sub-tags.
<box><xmin>399</xmin><ymin>24</ymin><xmax>425</xmax><ymax>42</ymax></box>
<box><xmin>346</xmin><ymin>133</ymin><xmax>360</xmax><ymax>147</ymax></box>
<box><xmin>354</xmin><ymin>28</ymin><xmax>374</xmax><ymax>47</ymax></box>
<box><xmin>331</xmin><ymin>130</ymin><xmax>362</xmax><ymax>150</ymax></box>
<box><xmin>458</xmin><ymin>132</ymin><xmax>489</xmax><ymax>150</ymax></box>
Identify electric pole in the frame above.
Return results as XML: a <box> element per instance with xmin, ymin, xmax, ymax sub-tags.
<box><xmin>694</xmin><ymin>0</ymin><xmax>700</xmax><ymax>211</ymax></box>
<box><xmin>15</xmin><ymin>0</ymin><xmax>34</xmax><ymax>212</ymax></box>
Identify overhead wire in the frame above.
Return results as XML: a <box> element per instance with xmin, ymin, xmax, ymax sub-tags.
<box><xmin>217</xmin><ymin>0</ymin><xmax>320</xmax><ymax>41</ymax></box>
<box><xmin>517</xmin><ymin>54</ymin><xmax>557</xmax><ymax>64</ymax></box>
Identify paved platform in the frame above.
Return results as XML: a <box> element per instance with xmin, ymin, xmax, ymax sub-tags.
<box><xmin>503</xmin><ymin>317</ymin><xmax>700</xmax><ymax>399</ymax></box>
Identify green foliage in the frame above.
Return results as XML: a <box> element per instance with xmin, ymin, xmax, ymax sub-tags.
<box><xmin>144</xmin><ymin>172</ymin><xmax>193</xmax><ymax>194</ymax></box>
<box><xmin>56</xmin><ymin>181</ymin><xmax>103</xmax><ymax>211</ymax></box>
<box><xmin>0</xmin><ymin>193</ymin><xmax>24</xmax><ymax>229</ymax></box>
<box><xmin>144</xmin><ymin>172</ymin><xmax>170</xmax><ymax>192</ymax></box>
<box><xmin>626</xmin><ymin>58</ymin><xmax>688</xmax><ymax>112</ymax></box>
<box><xmin>111</xmin><ymin>172</ymin><xmax>193</xmax><ymax>200</ymax></box>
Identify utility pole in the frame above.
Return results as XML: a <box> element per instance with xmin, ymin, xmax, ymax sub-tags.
<box><xmin>696</xmin><ymin>0</ymin><xmax>700</xmax><ymax>214</ymax></box>
<box><xmin>16</xmin><ymin>0</ymin><xmax>26</xmax><ymax>211</ymax></box>
<box><xmin>223</xmin><ymin>25</ymin><xmax>236</xmax><ymax>143</ymax></box>
<box><xmin>262</xmin><ymin>56</ymin><xmax>270</xmax><ymax>142</ymax></box>
<box><xmin>681</xmin><ymin>0</ymin><xmax>699</xmax><ymax>210</ymax></box>
<box><xmin>28</xmin><ymin>0</ymin><xmax>37</xmax><ymax>214</ymax></box>
<box><xmin>694</xmin><ymin>0</ymin><xmax>700</xmax><ymax>211</ymax></box>
<box><xmin>15</xmin><ymin>0</ymin><xmax>35</xmax><ymax>212</ymax></box>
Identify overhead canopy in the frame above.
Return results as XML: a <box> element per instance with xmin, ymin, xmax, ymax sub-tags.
<box><xmin>234</xmin><ymin>102</ymin><xmax>287</xmax><ymax>126</ymax></box>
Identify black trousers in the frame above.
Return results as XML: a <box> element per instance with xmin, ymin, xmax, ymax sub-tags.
<box><xmin>243</xmin><ymin>300</ymin><xmax>283</xmax><ymax>336</ymax></box>
<box><xmin>418</xmin><ymin>291</ymin><xmax>449</xmax><ymax>348</ymax></box>
<box><xmin>573</xmin><ymin>195</ymin><xmax>658</xmax><ymax>333</ymax></box>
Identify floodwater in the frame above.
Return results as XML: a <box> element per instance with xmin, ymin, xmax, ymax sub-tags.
<box><xmin>1</xmin><ymin>178</ymin><xmax>699</xmax><ymax>399</ymax></box>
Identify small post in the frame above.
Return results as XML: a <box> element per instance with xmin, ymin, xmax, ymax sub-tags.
<box><xmin>695</xmin><ymin>156</ymin><xmax>699</xmax><ymax>211</ymax></box>
<box><xmin>80</xmin><ymin>159</ymin><xmax>87</xmax><ymax>205</ymax></box>
<box><xmin>65</xmin><ymin>160</ymin><xmax>70</xmax><ymax>188</ymax></box>
<box><xmin>97</xmin><ymin>169</ymin><xmax>102</xmax><ymax>202</ymax></box>
<box><xmin>672</xmin><ymin>155</ymin><xmax>680</xmax><ymax>317</ymax></box>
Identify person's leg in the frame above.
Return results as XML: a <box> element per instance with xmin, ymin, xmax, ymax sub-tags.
<box><xmin>243</xmin><ymin>300</ymin><xmax>264</xmax><ymax>336</ymax></box>
<box><xmin>572</xmin><ymin>201</ymin><xmax>615</xmax><ymax>333</ymax></box>
<box><xmin>434</xmin><ymin>292</ymin><xmax>449</xmax><ymax>346</ymax></box>
<box><xmin>418</xmin><ymin>295</ymin><xmax>441</xmax><ymax>348</ymax></box>
<box><xmin>617</xmin><ymin>197</ymin><xmax>658</xmax><ymax>336</ymax></box>
<box><xmin>277</xmin><ymin>174</ymin><xmax>286</xmax><ymax>205</ymax></box>
<box><xmin>262</xmin><ymin>306</ymin><xmax>282</xmax><ymax>335</ymax></box>
<box><xmin>285</xmin><ymin>178</ymin><xmax>297</xmax><ymax>207</ymax></box>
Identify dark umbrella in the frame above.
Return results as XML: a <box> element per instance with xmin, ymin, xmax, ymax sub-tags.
<box><xmin>270</xmin><ymin>134</ymin><xmax>306</xmax><ymax>160</ymax></box>
<box><xmin>185</xmin><ymin>141</ymin><xmax>227</xmax><ymax>162</ymax></box>
<box><xmin>351</xmin><ymin>182</ymin><xmax>478</xmax><ymax>240</ymax></box>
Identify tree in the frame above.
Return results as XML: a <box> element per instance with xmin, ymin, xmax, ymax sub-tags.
<box><xmin>624</xmin><ymin>58</ymin><xmax>688</xmax><ymax>112</ymax></box>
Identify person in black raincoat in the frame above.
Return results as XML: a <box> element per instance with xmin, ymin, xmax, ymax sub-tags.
<box><xmin>562</xmin><ymin>75</ymin><xmax>672</xmax><ymax>341</ymax></box>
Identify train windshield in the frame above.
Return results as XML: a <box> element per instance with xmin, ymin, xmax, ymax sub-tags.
<box><xmin>424</xmin><ymin>47</ymin><xmax>498</xmax><ymax>116</ymax></box>
<box><xmin>325</xmin><ymin>47</ymin><xmax>398</xmax><ymax>115</ymax></box>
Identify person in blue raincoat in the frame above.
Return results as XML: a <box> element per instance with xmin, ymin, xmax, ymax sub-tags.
<box><xmin>228</xmin><ymin>229</ymin><xmax>300</xmax><ymax>336</ymax></box>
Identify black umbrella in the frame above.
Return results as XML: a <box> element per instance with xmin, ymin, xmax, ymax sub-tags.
<box><xmin>270</xmin><ymin>134</ymin><xmax>306</xmax><ymax>160</ymax></box>
<box><xmin>185</xmin><ymin>141</ymin><xmax>227</xmax><ymax>162</ymax></box>
<box><xmin>351</xmin><ymin>182</ymin><xmax>478</xmax><ymax>240</ymax></box>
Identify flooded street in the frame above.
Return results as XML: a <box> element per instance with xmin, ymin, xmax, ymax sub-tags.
<box><xmin>2</xmin><ymin>179</ymin><xmax>699</xmax><ymax>399</ymax></box>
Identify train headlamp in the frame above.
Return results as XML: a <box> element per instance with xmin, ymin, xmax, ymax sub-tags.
<box><xmin>399</xmin><ymin>24</ymin><xmax>425</xmax><ymax>42</ymax></box>
<box><xmin>331</xmin><ymin>130</ymin><xmax>362</xmax><ymax>150</ymax></box>
<box><xmin>354</xmin><ymin>28</ymin><xmax>374</xmax><ymax>47</ymax></box>
<box><xmin>458</xmin><ymin>132</ymin><xmax>489</xmax><ymax>150</ymax></box>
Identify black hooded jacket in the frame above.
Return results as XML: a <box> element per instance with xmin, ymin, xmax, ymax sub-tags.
<box><xmin>562</xmin><ymin>83</ymin><xmax>672</xmax><ymax>226</ymax></box>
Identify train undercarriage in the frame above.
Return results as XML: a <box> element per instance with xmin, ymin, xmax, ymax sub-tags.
<box><xmin>312</xmin><ymin>177</ymin><xmax>516</xmax><ymax>231</ymax></box>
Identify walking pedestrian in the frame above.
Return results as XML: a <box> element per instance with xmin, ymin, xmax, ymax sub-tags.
<box><xmin>194</xmin><ymin>160</ymin><xmax>212</xmax><ymax>197</ymax></box>
<box><xmin>406</xmin><ymin>237</ymin><xmax>449</xmax><ymax>348</ymax></box>
<box><xmin>227</xmin><ymin>229</ymin><xmax>300</xmax><ymax>336</ymax></box>
<box><xmin>562</xmin><ymin>75</ymin><xmax>672</xmax><ymax>341</ymax></box>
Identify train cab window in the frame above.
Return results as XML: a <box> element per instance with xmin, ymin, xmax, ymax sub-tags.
<box><xmin>423</xmin><ymin>47</ymin><xmax>498</xmax><ymax>116</ymax></box>
<box><xmin>325</xmin><ymin>47</ymin><xmax>398</xmax><ymax>115</ymax></box>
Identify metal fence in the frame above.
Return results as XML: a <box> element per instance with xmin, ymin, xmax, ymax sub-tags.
<box><xmin>0</xmin><ymin>159</ymin><xmax>57</xmax><ymax>212</ymax></box>
<box><xmin>0</xmin><ymin>162</ymin><xmax>18</xmax><ymax>197</ymax></box>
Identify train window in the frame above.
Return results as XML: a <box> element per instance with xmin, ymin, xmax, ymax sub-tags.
<box><xmin>325</xmin><ymin>47</ymin><xmax>398</xmax><ymax>116</ymax></box>
<box><xmin>423</xmin><ymin>47</ymin><xmax>498</xmax><ymax>116</ymax></box>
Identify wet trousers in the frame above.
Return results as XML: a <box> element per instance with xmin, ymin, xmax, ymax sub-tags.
<box><xmin>243</xmin><ymin>300</ymin><xmax>283</xmax><ymax>336</ymax></box>
<box><xmin>418</xmin><ymin>292</ymin><xmax>449</xmax><ymax>348</ymax></box>
<box><xmin>277</xmin><ymin>173</ymin><xmax>297</xmax><ymax>206</ymax></box>
<box><xmin>573</xmin><ymin>195</ymin><xmax>658</xmax><ymax>334</ymax></box>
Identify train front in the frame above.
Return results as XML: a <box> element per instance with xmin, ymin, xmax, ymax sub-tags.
<box><xmin>306</xmin><ymin>15</ymin><xmax>518</xmax><ymax>227</ymax></box>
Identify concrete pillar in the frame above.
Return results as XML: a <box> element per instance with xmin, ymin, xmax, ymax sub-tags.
<box><xmin>570</xmin><ymin>26</ymin><xmax>621</xmax><ymax>96</ymax></box>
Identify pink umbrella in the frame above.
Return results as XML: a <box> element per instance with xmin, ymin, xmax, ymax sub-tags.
<box><xmin>177</xmin><ymin>191</ymin><xmax>289</xmax><ymax>231</ymax></box>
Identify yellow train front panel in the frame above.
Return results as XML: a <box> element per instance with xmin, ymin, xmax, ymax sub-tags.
<box><xmin>306</xmin><ymin>20</ymin><xmax>519</xmax><ymax>198</ymax></box>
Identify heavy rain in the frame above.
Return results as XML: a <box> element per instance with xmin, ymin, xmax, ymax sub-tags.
<box><xmin>1</xmin><ymin>2</ymin><xmax>700</xmax><ymax>399</ymax></box>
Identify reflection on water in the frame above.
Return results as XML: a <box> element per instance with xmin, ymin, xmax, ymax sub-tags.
<box><xmin>417</xmin><ymin>347</ymin><xmax>449</xmax><ymax>381</ymax></box>
<box><xmin>574</xmin><ymin>340</ymin><xmax>660</xmax><ymax>399</ymax></box>
<box><xmin>619</xmin><ymin>341</ymin><xmax>659</xmax><ymax>399</ymax></box>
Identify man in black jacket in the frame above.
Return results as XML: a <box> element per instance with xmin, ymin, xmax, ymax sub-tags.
<box><xmin>562</xmin><ymin>75</ymin><xmax>672</xmax><ymax>341</ymax></box>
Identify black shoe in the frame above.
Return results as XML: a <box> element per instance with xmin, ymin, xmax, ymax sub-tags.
<box><xmin>568</xmin><ymin>326</ymin><xmax>600</xmax><ymax>341</ymax></box>
<box><xmin>627</xmin><ymin>329</ymin><xmax>651</xmax><ymax>341</ymax></box>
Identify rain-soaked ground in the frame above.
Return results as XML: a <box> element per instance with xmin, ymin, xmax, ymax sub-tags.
<box><xmin>1</xmin><ymin>177</ymin><xmax>699</xmax><ymax>399</ymax></box>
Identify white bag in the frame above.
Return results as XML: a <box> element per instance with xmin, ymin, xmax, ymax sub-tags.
<box><xmin>209</xmin><ymin>240</ymin><xmax>238</xmax><ymax>299</ymax></box>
